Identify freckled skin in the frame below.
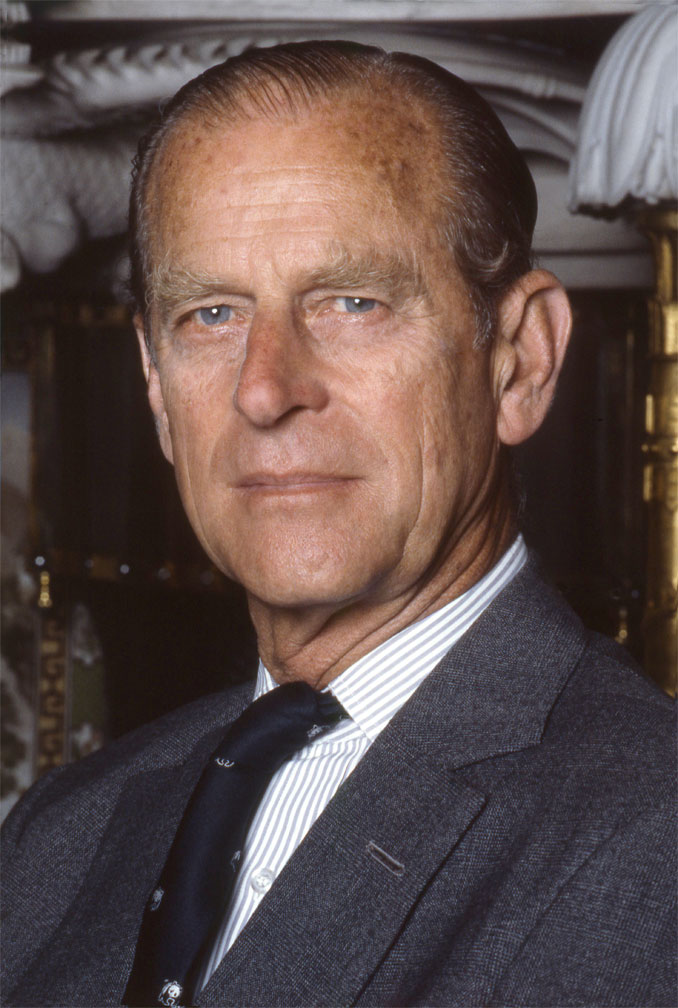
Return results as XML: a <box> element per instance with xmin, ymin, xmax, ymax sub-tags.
<box><xmin>140</xmin><ymin>96</ymin><xmax>519</xmax><ymax>686</ymax></box>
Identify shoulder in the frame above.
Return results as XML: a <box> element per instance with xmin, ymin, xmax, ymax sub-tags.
<box><xmin>452</xmin><ymin>554</ymin><xmax>675</xmax><ymax>814</ymax></box>
<box><xmin>496</xmin><ymin>554</ymin><xmax>673</xmax><ymax>753</ymax></box>
<box><xmin>544</xmin><ymin>629</ymin><xmax>675</xmax><ymax>804</ymax></box>
<box><xmin>495</xmin><ymin>637</ymin><xmax>676</xmax><ymax>1005</ymax></box>
<box><xmin>0</xmin><ymin>681</ymin><xmax>253</xmax><ymax>993</ymax></box>
<box><xmin>1</xmin><ymin>681</ymin><xmax>252</xmax><ymax>851</ymax></box>
<box><xmin>511</xmin><ymin>558</ymin><xmax>673</xmax><ymax>790</ymax></box>
<box><xmin>524</xmin><ymin>634</ymin><xmax>673</xmax><ymax>841</ymax></box>
<box><xmin>557</xmin><ymin>628</ymin><xmax>673</xmax><ymax>734</ymax></box>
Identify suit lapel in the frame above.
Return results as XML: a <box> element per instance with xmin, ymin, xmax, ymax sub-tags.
<box><xmin>395</xmin><ymin>556</ymin><xmax>588</xmax><ymax>767</ymax></box>
<box><xmin>200</xmin><ymin>561</ymin><xmax>588</xmax><ymax>1007</ymax></box>
<box><xmin>199</xmin><ymin>730</ymin><xmax>487</xmax><ymax>1007</ymax></box>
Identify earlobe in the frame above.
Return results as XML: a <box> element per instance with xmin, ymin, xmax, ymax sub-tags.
<box><xmin>134</xmin><ymin>315</ymin><xmax>175</xmax><ymax>465</ymax></box>
<box><xmin>493</xmin><ymin>270</ymin><xmax>572</xmax><ymax>446</ymax></box>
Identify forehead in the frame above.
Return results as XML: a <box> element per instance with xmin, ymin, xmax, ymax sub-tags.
<box><xmin>147</xmin><ymin>92</ymin><xmax>446</xmax><ymax>266</ymax></box>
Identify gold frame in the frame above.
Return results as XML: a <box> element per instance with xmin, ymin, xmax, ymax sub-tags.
<box><xmin>638</xmin><ymin>205</ymin><xmax>678</xmax><ymax>694</ymax></box>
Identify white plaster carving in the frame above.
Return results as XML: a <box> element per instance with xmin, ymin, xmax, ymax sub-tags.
<box><xmin>534</xmin><ymin>156</ymin><xmax>652</xmax><ymax>287</ymax></box>
<box><xmin>0</xmin><ymin>1</ymin><xmax>43</xmax><ymax>96</ymax></box>
<box><xmin>1</xmin><ymin>131</ymin><xmax>138</xmax><ymax>290</ymax></box>
<box><xmin>569</xmin><ymin>4</ymin><xmax>678</xmax><ymax>210</ymax></box>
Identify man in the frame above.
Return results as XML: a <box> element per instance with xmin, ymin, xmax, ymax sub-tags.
<box><xmin>2</xmin><ymin>41</ymin><xmax>675</xmax><ymax>1008</ymax></box>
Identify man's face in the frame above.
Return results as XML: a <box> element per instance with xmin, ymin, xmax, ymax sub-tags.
<box><xmin>142</xmin><ymin>98</ymin><xmax>504</xmax><ymax>612</ymax></box>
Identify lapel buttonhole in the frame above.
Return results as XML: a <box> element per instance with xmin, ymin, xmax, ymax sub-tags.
<box><xmin>366</xmin><ymin>841</ymin><xmax>405</xmax><ymax>877</ymax></box>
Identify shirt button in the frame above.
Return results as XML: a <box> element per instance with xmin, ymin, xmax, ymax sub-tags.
<box><xmin>250</xmin><ymin>868</ymin><xmax>275</xmax><ymax>894</ymax></box>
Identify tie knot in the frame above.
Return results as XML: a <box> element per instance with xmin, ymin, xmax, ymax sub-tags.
<box><xmin>214</xmin><ymin>681</ymin><xmax>346</xmax><ymax>772</ymax></box>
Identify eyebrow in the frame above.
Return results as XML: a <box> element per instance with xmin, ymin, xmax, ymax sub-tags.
<box><xmin>302</xmin><ymin>245</ymin><xmax>429</xmax><ymax>303</ymax></box>
<box><xmin>150</xmin><ymin>263</ymin><xmax>242</xmax><ymax>321</ymax></box>
<box><xmin>149</xmin><ymin>243</ymin><xmax>430</xmax><ymax>321</ymax></box>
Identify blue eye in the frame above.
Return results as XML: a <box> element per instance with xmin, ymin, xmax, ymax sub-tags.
<box><xmin>341</xmin><ymin>297</ymin><xmax>377</xmax><ymax>314</ymax></box>
<box><xmin>198</xmin><ymin>305</ymin><xmax>232</xmax><ymax>325</ymax></box>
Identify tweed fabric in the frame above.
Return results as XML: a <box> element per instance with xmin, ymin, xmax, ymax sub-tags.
<box><xmin>2</xmin><ymin>558</ymin><xmax>675</xmax><ymax>1007</ymax></box>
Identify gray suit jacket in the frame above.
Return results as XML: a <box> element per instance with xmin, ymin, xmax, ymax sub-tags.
<box><xmin>2</xmin><ymin>561</ymin><xmax>676</xmax><ymax>1007</ymax></box>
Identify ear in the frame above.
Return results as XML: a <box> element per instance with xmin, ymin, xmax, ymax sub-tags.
<box><xmin>492</xmin><ymin>270</ymin><xmax>572</xmax><ymax>446</ymax></box>
<box><xmin>134</xmin><ymin>315</ymin><xmax>174</xmax><ymax>465</ymax></box>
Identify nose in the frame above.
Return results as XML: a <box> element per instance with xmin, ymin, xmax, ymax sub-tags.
<box><xmin>233</xmin><ymin>310</ymin><xmax>329</xmax><ymax>427</ymax></box>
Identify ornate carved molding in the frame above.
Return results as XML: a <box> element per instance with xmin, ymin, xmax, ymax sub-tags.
<box><xmin>27</xmin><ymin>1</ymin><xmax>652</xmax><ymax>21</ymax></box>
<box><xmin>1</xmin><ymin>131</ymin><xmax>139</xmax><ymax>289</ymax></box>
<box><xmin>2</xmin><ymin>28</ymin><xmax>587</xmax><ymax>133</ymax></box>
<box><xmin>0</xmin><ymin>1</ymin><xmax>42</xmax><ymax>96</ymax></box>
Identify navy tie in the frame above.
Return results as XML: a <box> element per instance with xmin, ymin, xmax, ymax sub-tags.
<box><xmin>123</xmin><ymin>681</ymin><xmax>345</xmax><ymax>1008</ymax></box>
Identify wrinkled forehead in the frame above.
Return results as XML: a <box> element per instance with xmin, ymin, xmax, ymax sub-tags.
<box><xmin>145</xmin><ymin>87</ymin><xmax>447</xmax><ymax>256</ymax></box>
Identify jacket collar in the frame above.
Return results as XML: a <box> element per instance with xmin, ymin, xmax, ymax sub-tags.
<box><xmin>392</xmin><ymin>555</ymin><xmax>587</xmax><ymax>769</ymax></box>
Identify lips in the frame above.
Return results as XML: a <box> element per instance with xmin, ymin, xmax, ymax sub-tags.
<box><xmin>237</xmin><ymin>472</ymin><xmax>351</xmax><ymax>490</ymax></box>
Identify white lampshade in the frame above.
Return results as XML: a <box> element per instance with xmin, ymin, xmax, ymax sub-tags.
<box><xmin>569</xmin><ymin>4</ymin><xmax>678</xmax><ymax>211</ymax></box>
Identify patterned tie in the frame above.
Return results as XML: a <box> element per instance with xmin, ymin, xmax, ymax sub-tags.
<box><xmin>123</xmin><ymin>681</ymin><xmax>345</xmax><ymax>1008</ymax></box>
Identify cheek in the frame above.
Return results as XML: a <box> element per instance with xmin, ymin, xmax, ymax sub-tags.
<box><xmin>356</xmin><ymin>359</ymin><xmax>424</xmax><ymax>447</ymax></box>
<box><xmin>351</xmin><ymin>362</ymin><xmax>446</xmax><ymax>521</ymax></box>
<box><xmin>416</xmin><ymin>357</ymin><xmax>497</xmax><ymax>501</ymax></box>
<box><xmin>161</xmin><ymin>362</ymin><xmax>233</xmax><ymax>475</ymax></box>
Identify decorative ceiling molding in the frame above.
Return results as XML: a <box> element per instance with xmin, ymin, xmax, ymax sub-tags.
<box><xmin>27</xmin><ymin>1</ymin><xmax>652</xmax><ymax>21</ymax></box>
<box><xmin>2</xmin><ymin>26</ymin><xmax>587</xmax><ymax>129</ymax></box>
<box><xmin>570</xmin><ymin>4</ymin><xmax>678</xmax><ymax>210</ymax></box>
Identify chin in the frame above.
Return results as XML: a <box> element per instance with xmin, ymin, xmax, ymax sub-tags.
<box><xmin>243</xmin><ymin>573</ymin><xmax>361</xmax><ymax>610</ymax></box>
<box><xmin>202</xmin><ymin>519</ymin><xmax>403</xmax><ymax>610</ymax></box>
<box><xmin>231</xmin><ymin>551</ymin><xmax>384</xmax><ymax>611</ymax></box>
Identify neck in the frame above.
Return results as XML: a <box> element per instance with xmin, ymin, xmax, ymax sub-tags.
<box><xmin>248</xmin><ymin>502</ymin><xmax>516</xmax><ymax>690</ymax></box>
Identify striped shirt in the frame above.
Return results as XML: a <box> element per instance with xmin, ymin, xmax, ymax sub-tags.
<box><xmin>199</xmin><ymin>535</ymin><xmax>527</xmax><ymax>985</ymax></box>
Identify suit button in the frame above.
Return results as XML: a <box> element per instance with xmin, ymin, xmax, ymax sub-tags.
<box><xmin>251</xmin><ymin>867</ymin><xmax>274</xmax><ymax>893</ymax></box>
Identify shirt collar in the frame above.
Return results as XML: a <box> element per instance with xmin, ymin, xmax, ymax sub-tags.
<box><xmin>256</xmin><ymin>535</ymin><xmax>527</xmax><ymax>743</ymax></box>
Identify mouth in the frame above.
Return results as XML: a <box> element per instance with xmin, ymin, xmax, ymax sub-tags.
<box><xmin>236</xmin><ymin>472</ymin><xmax>354</xmax><ymax>493</ymax></box>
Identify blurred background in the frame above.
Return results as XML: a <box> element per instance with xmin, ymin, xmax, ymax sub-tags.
<box><xmin>2</xmin><ymin>0</ymin><xmax>676</xmax><ymax>820</ymax></box>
